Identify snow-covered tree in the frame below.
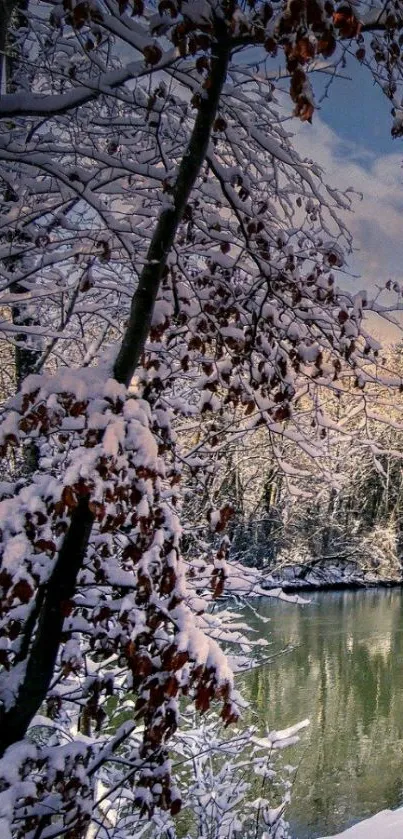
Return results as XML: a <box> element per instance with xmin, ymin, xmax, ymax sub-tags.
<box><xmin>0</xmin><ymin>1</ymin><xmax>403</xmax><ymax>836</ymax></box>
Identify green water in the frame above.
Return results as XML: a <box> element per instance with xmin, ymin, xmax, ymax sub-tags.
<box><xmin>241</xmin><ymin>589</ymin><xmax>403</xmax><ymax>838</ymax></box>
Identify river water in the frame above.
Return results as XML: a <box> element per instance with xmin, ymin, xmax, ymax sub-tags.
<box><xmin>241</xmin><ymin>589</ymin><xmax>403</xmax><ymax>838</ymax></box>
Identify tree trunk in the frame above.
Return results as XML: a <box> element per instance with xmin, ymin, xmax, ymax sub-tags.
<box><xmin>0</xmin><ymin>29</ymin><xmax>230</xmax><ymax>756</ymax></box>
<box><xmin>113</xmin><ymin>36</ymin><xmax>230</xmax><ymax>386</ymax></box>
<box><xmin>0</xmin><ymin>0</ymin><xmax>17</xmax><ymax>92</ymax></box>
<box><xmin>2</xmin><ymin>0</ymin><xmax>41</xmax><ymax>471</ymax></box>
<box><xmin>0</xmin><ymin>498</ymin><xmax>94</xmax><ymax>753</ymax></box>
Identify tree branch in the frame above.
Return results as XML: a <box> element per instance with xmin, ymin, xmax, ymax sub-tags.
<box><xmin>0</xmin><ymin>53</ymin><xmax>176</xmax><ymax>117</ymax></box>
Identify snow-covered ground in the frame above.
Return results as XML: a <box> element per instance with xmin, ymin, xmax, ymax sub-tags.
<box><xmin>319</xmin><ymin>807</ymin><xmax>403</xmax><ymax>838</ymax></box>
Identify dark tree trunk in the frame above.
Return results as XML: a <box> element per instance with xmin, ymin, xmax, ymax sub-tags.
<box><xmin>0</xmin><ymin>28</ymin><xmax>231</xmax><ymax>756</ymax></box>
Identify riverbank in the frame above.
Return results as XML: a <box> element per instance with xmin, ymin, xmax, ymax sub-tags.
<box><xmin>319</xmin><ymin>806</ymin><xmax>403</xmax><ymax>838</ymax></box>
<box><xmin>261</xmin><ymin>558</ymin><xmax>403</xmax><ymax>592</ymax></box>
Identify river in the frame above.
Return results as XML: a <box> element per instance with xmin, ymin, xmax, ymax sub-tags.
<box><xmin>241</xmin><ymin>589</ymin><xmax>403</xmax><ymax>838</ymax></box>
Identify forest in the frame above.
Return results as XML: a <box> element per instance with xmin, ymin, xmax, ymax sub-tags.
<box><xmin>2</xmin><ymin>0</ymin><xmax>403</xmax><ymax>837</ymax></box>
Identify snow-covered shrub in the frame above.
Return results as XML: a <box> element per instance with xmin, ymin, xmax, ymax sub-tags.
<box><xmin>86</xmin><ymin>712</ymin><xmax>308</xmax><ymax>839</ymax></box>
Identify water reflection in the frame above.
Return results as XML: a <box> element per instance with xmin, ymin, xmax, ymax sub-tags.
<box><xmin>241</xmin><ymin>590</ymin><xmax>403</xmax><ymax>838</ymax></box>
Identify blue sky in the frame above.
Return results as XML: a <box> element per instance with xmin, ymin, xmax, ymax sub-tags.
<box><xmin>289</xmin><ymin>56</ymin><xmax>403</xmax><ymax>340</ymax></box>
<box><xmin>313</xmin><ymin>54</ymin><xmax>396</xmax><ymax>159</ymax></box>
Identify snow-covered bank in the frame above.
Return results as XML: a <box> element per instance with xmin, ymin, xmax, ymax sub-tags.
<box><xmin>262</xmin><ymin>559</ymin><xmax>403</xmax><ymax>592</ymax></box>
<box><xmin>319</xmin><ymin>807</ymin><xmax>403</xmax><ymax>838</ymax></box>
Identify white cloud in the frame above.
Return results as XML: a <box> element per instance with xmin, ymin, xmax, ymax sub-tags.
<box><xmin>294</xmin><ymin>117</ymin><xmax>403</xmax><ymax>294</ymax></box>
